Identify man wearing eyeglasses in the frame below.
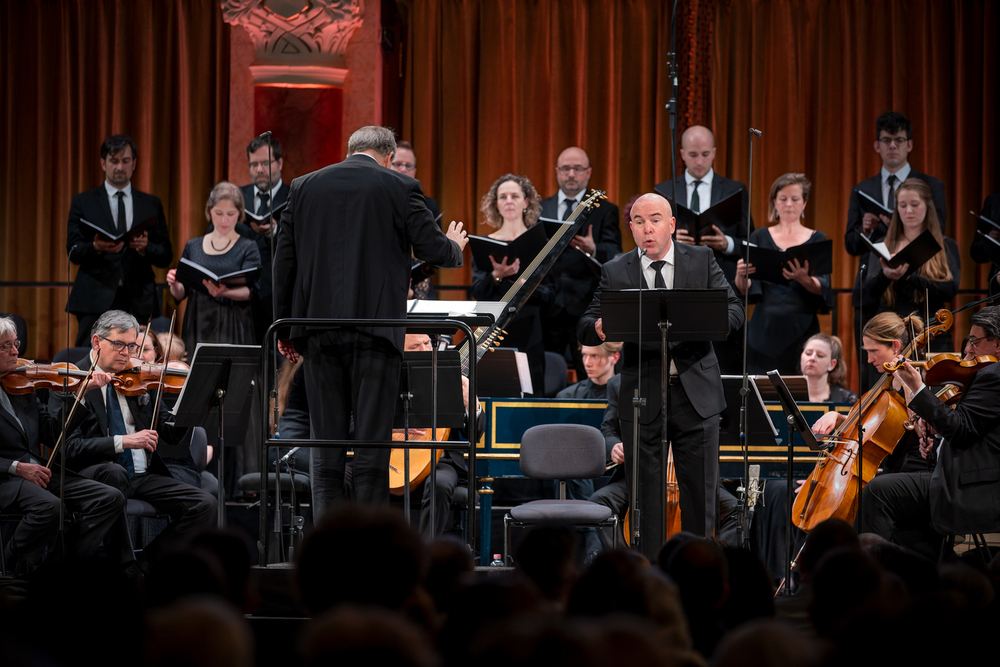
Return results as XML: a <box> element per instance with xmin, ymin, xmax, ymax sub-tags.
<box><xmin>540</xmin><ymin>146</ymin><xmax>622</xmax><ymax>378</ymax></box>
<box><xmin>64</xmin><ymin>310</ymin><xmax>217</xmax><ymax>565</ymax></box>
<box><xmin>845</xmin><ymin>111</ymin><xmax>947</xmax><ymax>256</ymax></box>
<box><xmin>390</xmin><ymin>141</ymin><xmax>440</xmax><ymax>222</ymax></box>
<box><xmin>0</xmin><ymin>316</ymin><xmax>125</xmax><ymax>574</ymax></box>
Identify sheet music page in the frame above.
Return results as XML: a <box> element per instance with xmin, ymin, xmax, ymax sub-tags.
<box><xmin>514</xmin><ymin>351</ymin><xmax>533</xmax><ymax>395</ymax></box>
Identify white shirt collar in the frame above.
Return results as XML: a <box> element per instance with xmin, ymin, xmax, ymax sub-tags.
<box><xmin>558</xmin><ymin>189</ymin><xmax>586</xmax><ymax>205</ymax></box>
<box><xmin>685</xmin><ymin>168</ymin><xmax>715</xmax><ymax>188</ymax></box>
<box><xmin>639</xmin><ymin>240</ymin><xmax>676</xmax><ymax>269</ymax></box>
<box><xmin>254</xmin><ymin>179</ymin><xmax>283</xmax><ymax>199</ymax></box>
<box><xmin>881</xmin><ymin>163</ymin><xmax>911</xmax><ymax>183</ymax></box>
<box><xmin>104</xmin><ymin>180</ymin><xmax>132</xmax><ymax>199</ymax></box>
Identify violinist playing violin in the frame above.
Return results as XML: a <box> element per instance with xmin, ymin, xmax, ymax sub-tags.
<box><xmin>0</xmin><ymin>316</ymin><xmax>124</xmax><ymax>574</ymax></box>
<box><xmin>63</xmin><ymin>310</ymin><xmax>217</xmax><ymax>565</ymax></box>
<box><xmin>858</xmin><ymin>305</ymin><xmax>1000</xmax><ymax>559</ymax></box>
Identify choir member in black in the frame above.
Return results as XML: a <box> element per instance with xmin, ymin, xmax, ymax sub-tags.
<box><xmin>970</xmin><ymin>193</ymin><xmax>1000</xmax><ymax>297</ymax></box>
<box><xmin>167</xmin><ymin>182</ymin><xmax>261</xmax><ymax>351</ymax></box>
<box><xmin>799</xmin><ymin>334</ymin><xmax>857</xmax><ymax>404</ymax></box>
<box><xmin>858</xmin><ymin>178</ymin><xmax>959</xmax><ymax>353</ymax></box>
<box><xmin>471</xmin><ymin>174</ymin><xmax>552</xmax><ymax>395</ymax></box>
<box><xmin>1</xmin><ymin>317</ymin><xmax>124</xmax><ymax>573</ymax></box>
<box><xmin>555</xmin><ymin>342</ymin><xmax>622</xmax><ymax>400</ymax></box>
<box><xmin>736</xmin><ymin>174</ymin><xmax>832</xmax><ymax>375</ymax></box>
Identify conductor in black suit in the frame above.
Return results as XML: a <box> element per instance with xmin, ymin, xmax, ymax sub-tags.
<box><xmin>274</xmin><ymin>126</ymin><xmax>468</xmax><ymax>516</ymax></box>
<box><xmin>844</xmin><ymin>111</ymin><xmax>946</xmax><ymax>256</ymax></box>
<box><xmin>654</xmin><ymin>126</ymin><xmax>752</xmax><ymax>374</ymax></box>
<box><xmin>578</xmin><ymin>193</ymin><xmax>744</xmax><ymax>559</ymax></box>
<box><xmin>66</xmin><ymin>135</ymin><xmax>173</xmax><ymax>346</ymax></box>
<box><xmin>540</xmin><ymin>147</ymin><xmax>623</xmax><ymax>375</ymax></box>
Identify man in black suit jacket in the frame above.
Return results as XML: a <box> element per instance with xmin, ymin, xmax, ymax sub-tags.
<box><xmin>64</xmin><ymin>310</ymin><xmax>217</xmax><ymax>564</ymax></box>
<box><xmin>971</xmin><ymin>193</ymin><xmax>1000</xmax><ymax>297</ymax></box>
<box><xmin>0</xmin><ymin>317</ymin><xmax>125</xmax><ymax>572</ymax></box>
<box><xmin>578</xmin><ymin>193</ymin><xmax>744</xmax><ymax>560</ymax></box>
<box><xmin>654</xmin><ymin>126</ymin><xmax>752</xmax><ymax>375</ymax></box>
<box><xmin>844</xmin><ymin>112</ymin><xmax>947</xmax><ymax>256</ymax></box>
<box><xmin>274</xmin><ymin>126</ymin><xmax>467</xmax><ymax>516</ymax></box>
<box><xmin>66</xmin><ymin>135</ymin><xmax>173</xmax><ymax>346</ymax></box>
<box><xmin>540</xmin><ymin>147</ymin><xmax>623</xmax><ymax>376</ymax></box>
<box><xmin>859</xmin><ymin>306</ymin><xmax>1000</xmax><ymax>559</ymax></box>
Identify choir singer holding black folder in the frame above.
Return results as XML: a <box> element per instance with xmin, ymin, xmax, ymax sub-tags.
<box><xmin>578</xmin><ymin>192</ymin><xmax>744</xmax><ymax>560</ymax></box>
<box><xmin>736</xmin><ymin>173</ymin><xmax>833</xmax><ymax>375</ymax></box>
<box><xmin>857</xmin><ymin>178</ymin><xmax>960</xmax><ymax>353</ymax></box>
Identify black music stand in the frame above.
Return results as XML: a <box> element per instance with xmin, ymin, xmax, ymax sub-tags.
<box><xmin>719</xmin><ymin>376</ymin><xmax>778</xmax><ymax>448</ymax></box>
<box><xmin>476</xmin><ymin>348</ymin><xmax>528</xmax><ymax>397</ymax></box>
<box><xmin>601</xmin><ymin>288</ymin><xmax>729</xmax><ymax>551</ymax></box>
<box><xmin>173</xmin><ymin>344</ymin><xmax>260</xmax><ymax>527</ymax></box>
<box><xmin>393</xmin><ymin>350</ymin><xmax>466</xmax><ymax>529</ymax></box>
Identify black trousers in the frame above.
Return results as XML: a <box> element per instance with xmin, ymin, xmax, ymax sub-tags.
<box><xmin>1</xmin><ymin>472</ymin><xmax>125</xmax><ymax>570</ymax></box>
<box><xmin>81</xmin><ymin>462</ymin><xmax>217</xmax><ymax>563</ymax></box>
<box><xmin>620</xmin><ymin>383</ymin><xmax>720</xmax><ymax>561</ymax></box>
<box><xmin>857</xmin><ymin>470</ymin><xmax>942</xmax><ymax>560</ymax></box>
<box><xmin>418</xmin><ymin>453</ymin><xmax>465</xmax><ymax>539</ymax></box>
<box><xmin>304</xmin><ymin>330</ymin><xmax>401</xmax><ymax>518</ymax></box>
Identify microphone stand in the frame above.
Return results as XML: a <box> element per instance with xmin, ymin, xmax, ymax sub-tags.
<box><xmin>854</xmin><ymin>261</ymin><xmax>867</xmax><ymax>540</ymax></box>
<box><xmin>665</xmin><ymin>0</ymin><xmax>679</xmax><ymax>217</ymax></box>
<box><xmin>57</xmin><ymin>245</ymin><xmax>77</xmax><ymax>560</ymax></box>
<box><xmin>736</xmin><ymin>129</ymin><xmax>760</xmax><ymax>550</ymax></box>
<box><xmin>630</xmin><ymin>247</ymin><xmax>649</xmax><ymax>550</ymax></box>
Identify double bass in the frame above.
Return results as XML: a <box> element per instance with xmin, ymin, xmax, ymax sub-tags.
<box><xmin>791</xmin><ymin>309</ymin><xmax>953</xmax><ymax>531</ymax></box>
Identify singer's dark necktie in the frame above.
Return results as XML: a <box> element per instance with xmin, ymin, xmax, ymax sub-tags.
<box><xmin>115</xmin><ymin>191</ymin><xmax>126</xmax><ymax>235</ymax></box>
<box><xmin>563</xmin><ymin>197</ymin><xmax>577</xmax><ymax>221</ymax></box>
<box><xmin>886</xmin><ymin>174</ymin><xmax>897</xmax><ymax>211</ymax></box>
<box><xmin>256</xmin><ymin>192</ymin><xmax>271</xmax><ymax>217</ymax></box>
<box><xmin>690</xmin><ymin>180</ymin><xmax>703</xmax><ymax>213</ymax></box>
<box><xmin>107</xmin><ymin>385</ymin><xmax>134</xmax><ymax>478</ymax></box>
<box><xmin>650</xmin><ymin>260</ymin><xmax>667</xmax><ymax>288</ymax></box>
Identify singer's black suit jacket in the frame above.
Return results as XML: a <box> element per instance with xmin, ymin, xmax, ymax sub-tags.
<box><xmin>577</xmin><ymin>244</ymin><xmax>744</xmax><ymax>424</ymax></box>
<box><xmin>844</xmin><ymin>169</ymin><xmax>947</xmax><ymax>257</ymax></box>
<box><xmin>653</xmin><ymin>174</ymin><xmax>752</xmax><ymax>286</ymax></box>
<box><xmin>65</xmin><ymin>185</ymin><xmax>173</xmax><ymax>316</ymax></box>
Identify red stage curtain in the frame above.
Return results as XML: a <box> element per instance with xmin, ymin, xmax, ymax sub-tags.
<box><xmin>0</xmin><ymin>0</ymin><xmax>230</xmax><ymax>357</ymax></box>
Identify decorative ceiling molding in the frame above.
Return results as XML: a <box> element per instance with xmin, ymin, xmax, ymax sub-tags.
<box><xmin>221</xmin><ymin>0</ymin><xmax>363</xmax><ymax>74</ymax></box>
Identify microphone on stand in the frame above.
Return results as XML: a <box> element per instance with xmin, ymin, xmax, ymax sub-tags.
<box><xmin>749</xmin><ymin>128</ymin><xmax>762</xmax><ymax>137</ymax></box>
<box><xmin>258</xmin><ymin>130</ymin><xmax>272</xmax><ymax>139</ymax></box>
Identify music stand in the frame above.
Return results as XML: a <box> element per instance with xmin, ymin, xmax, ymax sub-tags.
<box><xmin>393</xmin><ymin>350</ymin><xmax>466</xmax><ymax>528</ymax></box>
<box><xmin>601</xmin><ymin>288</ymin><xmax>729</xmax><ymax>551</ymax></box>
<box><xmin>476</xmin><ymin>348</ymin><xmax>527</xmax><ymax>397</ymax></box>
<box><xmin>719</xmin><ymin>376</ymin><xmax>778</xmax><ymax>448</ymax></box>
<box><xmin>173</xmin><ymin>344</ymin><xmax>261</xmax><ymax>527</ymax></box>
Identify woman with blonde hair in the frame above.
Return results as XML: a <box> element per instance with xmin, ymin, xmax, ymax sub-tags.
<box><xmin>859</xmin><ymin>178</ymin><xmax>959</xmax><ymax>352</ymax></box>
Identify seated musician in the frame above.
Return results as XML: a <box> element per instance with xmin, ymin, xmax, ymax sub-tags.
<box><xmin>556</xmin><ymin>342</ymin><xmax>622</xmax><ymax>400</ymax></box>
<box><xmin>858</xmin><ymin>305</ymin><xmax>1000</xmax><ymax>559</ymax></box>
<box><xmin>397</xmin><ymin>333</ymin><xmax>485</xmax><ymax>540</ymax></box>
<box><xmin>800</xmin><ymin>333</ymin><xmax>857</xmax><ymax>404</ymax></box>
<box><xmin>64</xmin><ymin>310</ymin><xmax>217</xmax><ymax>564</ymax></box>
<box><xmin>1</xmin><ymin>316</ymin><xmax>125</xmax><ymax>573</ymax></box>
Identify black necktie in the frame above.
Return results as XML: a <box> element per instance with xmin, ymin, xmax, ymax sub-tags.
<box><xmin>106</xmin><ymin>385</ymin><xmax>134</xmax><ymax>478</ymax></box>
<box><xmin>256</xmin><ymin>192</ymin><xmax>271</xmax><ymax>217</ymax></box>
<box><xmin>115</xmin><ymin>191</ymin><xmax>126</xmax><ymax>234</ymax></box>
<box><xmin>650</xmin><ymin>260</ymin><xmax>667</xmax><ymax>288</ymax></box>
<box><xmin>563</xmin><ymin>197</ymin><xmax>576</xmax><ymax>221</ymax></box>
<box><xmin>886</xmin><ymin>174</ymin><xmax>897</xmax><ymax>211</ymax></box>
<box><xmin>690</xmin><ymin>180</ymin><xmax>703</xmax><ymax>212</ymax></box>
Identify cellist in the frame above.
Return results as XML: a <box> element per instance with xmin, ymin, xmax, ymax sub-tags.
<box><xmin>858</xmin><ymin>305</ymin><xmax>1000</xmax><ymax>558</ymax></box>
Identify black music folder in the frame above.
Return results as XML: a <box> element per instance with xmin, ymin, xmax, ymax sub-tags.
<box><xmin>468</xmin><ymin>222</ymin><xmax>549</xmax><ymax>279</ymax></box>
<box><xmin>856</xmin><ymin>189</ymin><xmax>893</xmax><ymax>218</ymax></box>
<box><xmin>176</xmin><ymin>258</ymin><xmax>260</xmax><ymax>294</ymax></box>
<box><xmin>540</xmin><ymin>217</ymin><xmax>603</xmax><ymax>275</ymax></box>
<box><xmin>673</xmin><ymin>191</ymin><xmax>742</xmax><ymax>244</ymax></box>
<box><xmin>747</xmin><ymin>239</ymin><xmax>833</xmax><ymax>285</ymax></box>
<box><xmin>861</xmin><ymin>228</ymin><xmax>941</xmax><ymax>270</ymax></box>
<box><xmin>78</xmin><ymin>216</ymin><xmax>157</xmax><ymax>244</ymax></box>
<box><xmin>243</xmin><ymin>199</ymin><xmax>288</xmax><ymax>222</ymax></box>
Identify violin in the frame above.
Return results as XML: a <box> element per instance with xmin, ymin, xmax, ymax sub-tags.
<box><xmin>113</xmin><ymin>360</ymin><xmax>189</xmax><ymax>396</ymax></box>
<box><xmin>2</xmin><ymin>359</ymin><xmax>86</xmax><ymax>395</ymax></box>
<box><xmin>883</xmin><ymin>353</ymin><xmax>998</xmax><ymax>390</ymax></box>
<box><xmin>791</xmin><ymin>309</ymin><xmax>953</xmax><ymax>531</ymax></box>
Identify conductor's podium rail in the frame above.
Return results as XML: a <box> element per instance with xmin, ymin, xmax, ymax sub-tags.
<box><xmin>473</xmin><ymin>397</ymin><xmax>853</xmax><ymax>562</ymax></box>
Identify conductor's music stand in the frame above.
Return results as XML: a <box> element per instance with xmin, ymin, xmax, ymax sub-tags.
<box><xmin>173</xmin><ymin>344</ymin><xmax>261</xmax><ymax>527</ymax></box>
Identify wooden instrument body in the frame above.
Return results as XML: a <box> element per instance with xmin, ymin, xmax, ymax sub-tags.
<box><xmin>622</xmin><ymin>445</ymin><xmax>682</xmax><ymax>545</ymax></box>
<box><xmin>388</xmin><ymin>428</ymin><xmax>450</xmax><ymax>495</ymax></box>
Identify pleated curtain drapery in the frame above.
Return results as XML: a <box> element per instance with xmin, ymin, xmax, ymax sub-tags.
<box><xmin>0</xmin><ymin>0</ymin><xmax>230</xmax><ymax>357</ymax></box>
<box><xmin>401</xmin><ymin>0</ymin><xmax>996</xmax><ymax>386</ymax></box>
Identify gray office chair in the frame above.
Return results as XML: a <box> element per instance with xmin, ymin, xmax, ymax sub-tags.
<box><xmin>503</xmin><ymin>423</ymin><xmax>617</xmax><ymax>564</ymax></box>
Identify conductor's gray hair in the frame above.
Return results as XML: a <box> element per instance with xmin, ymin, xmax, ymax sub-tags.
<box><xmin>347</xmin><ymin>126</ymin><xmax>397</xmax><ymax>159</ymax></box>
<box><xmin>91</xmin><ymin>310</ymin><xmax>140</xmax><ymax>340</ymax></box>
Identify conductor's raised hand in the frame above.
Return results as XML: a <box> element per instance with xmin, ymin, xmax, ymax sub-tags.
<box><xmin>278</xmin><ymin>339</ymin><xmax>299</xmax><ymax>363</ymax></box>
<box><xmin>446</xmin><ymin>221</ymin><xmax>469</xmax><ymax>251</ymax></box>
<box><xmin>489</xmin><ymin>255</ymin><xmax>520</xmax><ymax>281</ymax></box>
<box><xmin>594</xmin><ymin>318</ymin><xmax>606</xmax><ymax>342</ymax></box>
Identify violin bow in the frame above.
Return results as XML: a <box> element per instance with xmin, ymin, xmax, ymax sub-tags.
<box><xmin>136</xmin><ymin>315</ymin><xmax>153</xmax><ymax>363</ymax></box>
<box><xmin>46</xmin><ymin>362</ymin><xmax>97</xmax><ymax>468</ymax></box>
<box><xmin>150</xmin><ymin>311</ymin><xmax>177</xmax><ymax>430</ymax></box>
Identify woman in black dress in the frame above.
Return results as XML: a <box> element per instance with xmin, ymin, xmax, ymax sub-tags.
<box><xmin>859</xmin><ymin>178</ymin><xmax>959</xmax><ymax>352</ymax></box>
<box><xmin>736</xmin><ymin>173</ymin><xmax>832</xmax><ymax>374</ymax></box>
<box><xmin>471</xmin><ymin>174</ymin><xmax>552</xmax><ymax>395</ymax></box>
<box><xmin>166</xmin><ymin>182</ymin><xmax>261</xmax><ymax>351</ymax></box>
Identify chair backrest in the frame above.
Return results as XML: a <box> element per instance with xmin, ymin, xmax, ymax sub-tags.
<box><xmin>52</xmin><ymin>346</ymin><xmax>90</xmax><ymax>363</ymax></box>
<box><xmin>189</xmin><ymin>426</ymin><xmax>208</xmax><ymax>472</ymax></box>
<box><xmin>519</xmin><ymin>423</ymin><xmax>606</xmax><ymax>479</ymax></box>
<box><xmin>543</xmin><ymin>351</ymin><xmax>568</xmax><ymax>397</ymax></box>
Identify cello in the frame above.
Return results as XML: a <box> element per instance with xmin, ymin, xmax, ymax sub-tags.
<box><xmin>791</xmin><ymin>309</ymin><xmax>953</xmax><ymax>531</ymax></box>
